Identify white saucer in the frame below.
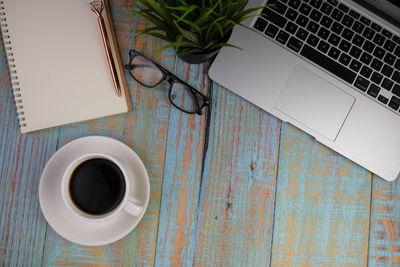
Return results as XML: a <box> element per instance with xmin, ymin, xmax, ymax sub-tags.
<box><xmin>39</xmin><ymin>136</ymin><xmax>150</xmax><ymax>246</ymax></box>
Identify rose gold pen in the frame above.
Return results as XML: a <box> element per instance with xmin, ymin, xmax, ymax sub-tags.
<box><xmin>90</xmin><ymin>0</ymin><xmax>122</xmax><ymax>97</ymax></box>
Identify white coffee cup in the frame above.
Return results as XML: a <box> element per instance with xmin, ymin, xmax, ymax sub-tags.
<box><xmin>61</xmin><ymin>153</ymin><xmax>144</xmax><ymax>221</ymax></box>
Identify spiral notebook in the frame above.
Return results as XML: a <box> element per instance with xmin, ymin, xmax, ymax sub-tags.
<box><xmin>0</xmin><ymin>0</ymin><xmax>131</xmax><ymax>133</ymax></box>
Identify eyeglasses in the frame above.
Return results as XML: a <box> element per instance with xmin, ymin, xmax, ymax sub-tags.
<box><xmin>125</xmin><ymin>49</ymin><xmax>212</xmax><ymax>115</ymax></box>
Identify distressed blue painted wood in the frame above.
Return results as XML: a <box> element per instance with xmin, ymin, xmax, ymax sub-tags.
<box><xmin>192</xmin><ymin>85</ymin><xmax>281</xmax><ymax>267</ymax></box>
<box><xmin>368</xmin><ymin>176</ymin><xmax>400</xmax><ymax>266</ymax></box>
<box><xmin>271</xmin><ymin>122</ymin><xmax>372</xmax><ymax>266</ymax></box>
<box><xmin>154</xmin><ymin>60</ymin><xmax>210</xmax><ymax>267</ymax></box>
<box><xmin>0</xmin><ymin>33</ymin><xmax>59</xmax><ymax>265</ymax></box>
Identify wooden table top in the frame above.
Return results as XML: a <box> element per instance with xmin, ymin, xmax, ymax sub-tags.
<box><xmin>1</xmin><ymin>1</ymin><xmax>399</xmax><ymax>266</ymax></box>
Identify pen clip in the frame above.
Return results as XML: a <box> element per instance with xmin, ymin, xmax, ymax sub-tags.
<box><xmin>90</xmin><ymin>0</ymin><xmax>122</xmax><ymax>97</ymax></box>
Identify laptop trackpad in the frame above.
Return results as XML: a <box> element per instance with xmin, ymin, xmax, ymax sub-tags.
<box><xmin>275</xmin><ymin>65</ymin><xmax>355</xmax><ymax>141</ymax></box>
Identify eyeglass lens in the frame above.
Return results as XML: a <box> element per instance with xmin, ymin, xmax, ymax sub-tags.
<box><xmin>170</xmin><ymin>82</ymin><xmax>203</xmax><ymax>113</ymax></box>
<box><xmin>130</xmin><ymin>55</ymin><xmax>163</xmax><ymax>87</ymax></box>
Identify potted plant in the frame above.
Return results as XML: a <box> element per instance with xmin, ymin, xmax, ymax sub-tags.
<box><xmin>132</xmin><ymin>0</ymin><xmax>265</xmax><ymax>64</ymax></box>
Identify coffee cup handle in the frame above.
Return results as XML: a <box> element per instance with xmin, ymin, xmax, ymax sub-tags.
<box><xmin>123</xmin><ymin>196</ymin><xmax>143</xmax><ymax>216</ymax></box>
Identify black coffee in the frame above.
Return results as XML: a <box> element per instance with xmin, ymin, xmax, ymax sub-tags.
<box><xmin>69</xmin><ymin>158</ymin><xmax>125</xmax><ymax>215</ymax></box>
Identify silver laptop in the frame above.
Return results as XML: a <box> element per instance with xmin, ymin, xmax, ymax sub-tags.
<box><xmin>209</xmin><ymin>0</ymin><xmax>400</xmax><ymax>181</ymax></box>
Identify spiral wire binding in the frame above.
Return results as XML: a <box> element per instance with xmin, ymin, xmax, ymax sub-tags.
<box><xmin>0</xmin><ymin>1</ymin><xmax>26</xmax><ymax>128</ymax></box>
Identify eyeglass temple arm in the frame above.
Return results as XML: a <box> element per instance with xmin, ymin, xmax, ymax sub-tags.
<box><xmin>125</xmin><ymin>63</ymin><xmax>156</xmax><ymax>70</ymax></box>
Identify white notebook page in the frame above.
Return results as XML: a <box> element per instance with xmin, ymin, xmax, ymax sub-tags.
<box><xmin>3</xmin><ymin>0</ymin><xmax>130</xmax><ymax>133</ymax></box>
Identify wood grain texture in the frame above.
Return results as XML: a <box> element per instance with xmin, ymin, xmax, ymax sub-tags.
<box><xmin>41</xmin><ymin>1</ymin><xmax>173</xmax><ymax>266</ymax></box>
<box><xmin>154</xmin><ymin>60</ymin><xmax>210</xmax><ymax>267</ymax></box>
<box><xmin>0</xmin><ymin>37</ymin><xmax>59</xmax><ymax>265</ymax></box>
<box><xmin>368</xmin><ymin>176</ymin><xmax>400</xmax><ymax>266</ymax></box>
<box><xmin>271</xmin><ymin>122</ymin><xmax>372</xmax><ymax>266</ymax></box>
<box><xmin>192</xmin><ymin>85</ymin><xmax>281</xmax><ymax>267</ymax></box>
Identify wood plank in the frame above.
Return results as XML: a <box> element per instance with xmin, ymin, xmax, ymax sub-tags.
<box><xmin>271</xmin><ymin>122</ymin><xmax>372</xmax><ymax>266</ymax></box>
<box><xmin>0</xmin><ymin>38</ymin><xmax>59</xmax><ymax>265</ymax></box>
<box><xmin>368</xmin><ymin>175</ymin><xmax>400</xmax><ymax>266</ymax></box>
<box><xmin>192</xmin><ymin>85</ymin><xmax>281</xmax><ymax>266</ymax></box>
<box><xmin>153</xmin><ymin>60</ymin><xmax>210</xmax><ymax>267</ymax></box>
<box><xmin>41</xmin><ymin>1</ymin><xmax>174</xmax><ymax>266</ymax></box>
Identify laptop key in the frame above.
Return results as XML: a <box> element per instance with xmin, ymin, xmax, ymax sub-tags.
<box><xmin>352</xmin><ymin>21</ymin><xmax>364</xmax><ymax>34</ymax></box>
<box><xmin>331</xmin><ymin>22</ymin><xmax>344</xmax><ymax>34</ymax></box>
<box><xmin>394</xmin><ymin>46</ymin><xmax>400</xmax><ymax>57</ymax></box>
<box><xmin>393</xmin><ymin>84</ymin><xmax>400</xmax><ymax>97</ymax></box>
<box><xmin>310</xmin><ymin>9</ymin><xmax>322</xmax><ymax>22</ymax></box>
<box><xmin>393</xmin><ymin>36</ymin><xmax>400</xmax><ymax>45</ymax></box>
<box><xmin>285</xmin><ymin>8</ymin><xmax>298</xmax><ymax>21</ymax></box>
<box><xmin>306</xmin><ymin>34</ymin><xmax>319</xmax><ymax>47</ymax></box>
<box><xmin>393</xmin><ymin>71</ymin><xmax>400</xmax><ymax>83</ymax></box>
<box><xmin>307</xmin><ymin>21</ymin><xmax>320</xmax><ymax>33</ymax></box>
<box><xmin>363</xmin><ymin>27</ymin><xmax>375</xmax><ymax>39</ymax></box>
<box><xmin>381</xmin><ymin>78</ymin><xmax>394</xmax><ymax>91</ymax></box>
<box><xmin>349</xmin><ymin>10</ymin><xmax>361</xmax><ymax>20</ymax></box>
<box><xmin>371</xmin><ymin>23</ymin><xmax>382</xmax><ymax>32</ymax></box>
<box><xmin>288</xmin><ymin>0</ymin><xmax>301</xmax><ymax>9</ymax></box>
<box><xmin>285</xmin><ymin>21</ymin><xmax>298</xmax><ymax>34</ymax></box>
<box><xmin>300</xmin><ymin>44</ymin><xmax>357</xmax><ymax>84</ymax></box>
<box><xmin>342</xmin><ymin>15</ymin><xmax>354</xmax><ymax>27</ymax></box>
<box><xmin>317</xmin><ymin>27</ymin><xmax>330</xmax><ymax>40</ymax></box>
<box><xmin>360</xmin><ymin>52</ymin><xmax>372</xmax><ymax>65</ymax></box>
<box><xmin>296</xmin><ymin>14</ymin><xmax>309</xmax><ymax>27</ymax></box>
<box><xmin>360</xmin><ymin>66</ymin><xmax>373</xmax><ymax>79</ymax></box>
<box><xmin>296</xmin><ymin>28</ymin><xmax>309</xmax><ymax>41</ymax></box>
<box><xmin>328</xmin><ymin>47</ymin><xmax>340</xmax><ymax>59</ymax></box>
<box><xmin>262</xmin><ymin>8</ymin><xmax>287</xmax><ymax>28</ymax></box>
<box><xmin>341</xmin><ymin>28</ymin><xmax>354</xmax><ymax>41</ymax></box>
<box><xmin>362</xmin><ymin>40</ymin><xmax>375</xmax><ymax>53</ymax></box>
<box><xmin>331</xmin><ymin>9</ymin><xmax>344</xmax><ymax>22</ymax></box>
<box><xmin>373</xmin><ymin>47</ymin><xmax>385</xmax><ymax>59</ymax></box>
<box><xmin>389</xmin><ymin>96</ymin><xmax>400</xmax><ymax>111</ymax></box>
<box><xmin>352</xmin><ymin>34</ymin><xmax>365</xmax><ymax>47</ymax></box>
<box><xmin>276</xmin><ymin>30</ymin><xmax>290</xmax><ymax>44</ymax></box>
<box><xmin>349</xmin><ymin>59</ymin><xmax>362</xmax><ymax>72</ymax></box>
<box><xmin>382</xmin><ymin>29</ymin><xmax>393</xmax><ymax>39</ymax></box>
<box><xmin>383</xmin><ymin>40</ymin><xmax>396</xmax><ymax>52</ymax></box>
<box><xmin>360</xmin><ymin>16</ymin><xmax>371</xmax><ymax>26</ymax></box>
<box><xmin>371</xmin><ymin>72</ymin><xmax>383</xmax><ymax>85</ymax></box>
<box><xmin>371</xmin><ymin>58</ymin><xmax>383</xmax><ymax>71</ymax></box>
<box><xmin>383</xmin><ymin>53</ymin><xmax>395</xmax><ymax>66</ymax></box>
<box><xmin>354</xmin><ymin>76</ymin><xmax>370</xmax><ymax>91</ymax></box>
<box><xmin>338</xmin><ymin>3</ymin><xmax>349</xmax><ymax>13</ymax></box>
<box><xmin>287</xmin><ymin>36</ymin><xmax>303</xmax><ymax>52</ymax></box>
<box><xmin>349</xmin><ymin>46</ymin><xmax>362</xmax><ymax>59</ymax></box>
<box><xmin>339</xmin><ymin>40</ymin><xmax>351</xmax><ymax>53</ymax></box>
<box><xmin>320</xmin><ymin>16</ymin><xmax>333</xmax><ymax>28</ymax></box>
<box><xmin>327</xmin><ymin>0</ymin><xmax>338</xmax><ymax>6</ymax></box>
<box><xmin>367</xmin><ymin>83</ymin><xmax>380</xmax><ymax>98</ymax></box>
<box><xmin>395</xmin><ymin>59</ymin><xmax>400</xmax><ymax>71</ymax></box>
<box><xmin>382</xmin><ymin>65</ymin><xmax>394</xmax><ymax>78</ymax></box>
<box><xmin>328</xmin><ymin>33</ymin><xmax>340</xmax><ymax>46</ymax></box>
<box><xmin>310</xmin><ymin>0</ymin><xmax>322</xmax><ymax>9</ymax></box>
<box><xmin>253</xmin><ymin>18</ymin><xmax>268</xmax><ymax>32</ymax></box>
<box><xmin>317</xmin><ymin>40</ymin><xmax>330</xmax><ymax>53</ymax></box>
<box><xmin>265</xmin><ymin>24</ymin><xmax>279</xmax><ymax>38</ymax></box>
<box><xmin>339</xmin><ymin>53</ymin><xmax>351</xmax><ymax>66</ymax></box>
<box><xmin>268</xmin><ymin>0</ymin><xmax>288</xmax><ymax>15</ymax></box>
<box><xmin>299</xmin><ymin>3</ymin><xmax>312</xmax><ymax>16</ymax></box>
<box><xmin>320</xmin><ymin>2</ymin><xmax>333</xmax><ymax>15</ymax></box>
<box><xmin>373</xmin><ymin>33</ymin><xmax>386</xmax><ymax>46</ymax></box>
<box><xmin>378</xmin><ymin>95</ymin><xmax>389</xmax><ymax>104</ymax></box>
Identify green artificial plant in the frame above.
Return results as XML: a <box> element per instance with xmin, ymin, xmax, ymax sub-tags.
<box><xmin>132</xmin><ymin>0</ymin><xmax>266</xmax><ymax>55</ymax></box>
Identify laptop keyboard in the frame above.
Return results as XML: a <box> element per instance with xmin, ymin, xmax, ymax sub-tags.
<box><xmin>252</xmin><ymin>0</ymin><xmax>400</xmax><ymax>114</ymax></box>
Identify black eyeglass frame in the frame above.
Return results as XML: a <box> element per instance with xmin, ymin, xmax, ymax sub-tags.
<box><xmin>125</xmin><ymin>49</ymin><xmax>211</xmax><ymax>115</ymax></box>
